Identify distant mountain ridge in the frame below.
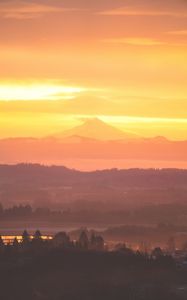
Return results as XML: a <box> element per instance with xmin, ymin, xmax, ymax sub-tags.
<box><xmin>0</xmin><ymin>118</ymin><xmax>187</xmax><ymax>169</ymax></box>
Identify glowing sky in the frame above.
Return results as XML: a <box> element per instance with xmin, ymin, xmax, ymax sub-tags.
<box><xmin>0</xmin><ymin>0</ymin><xmax>187</xmax><ymax>140</ymax></box>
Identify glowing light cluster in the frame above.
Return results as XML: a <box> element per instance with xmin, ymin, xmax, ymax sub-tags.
<box><xmin>2</xmin><ymin>235</ymin><xmax>52</xmax><ymax>244</ymax></box>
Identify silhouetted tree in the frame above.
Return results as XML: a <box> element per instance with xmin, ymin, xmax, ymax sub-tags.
<box><xmin>21</xmin><ymin>230</ymin><xmax>30</xmax><ymax>251</ymax></box>
<box><xmin>90</xmin><ymin>232</ymin><xmax>96</xmax><ymax>246</ymax></box>
<box><xmin>90</xmin><ymin>233</ymin><xmax>104</xmax><ymax>251</ymax></box>
<box><xmin>32</xmin><ymin>230</ymin><xmax>44</xmax><ymax>252</ymax></box>
<box><xmin>79</xmin><ymin>231</ymin><xmax>89</xmax><ymax>250</ymax></box>
<box><xmin>53</xmin><ymin>232</ymin><xmax>71</xmax><ymax>248</ymax></box>
<box><xmin>116</xmin><ymin>244</ymin><xmax>134</xmax><ymax>256</ymax></box>
<box><xmin>33</xmin><ymin>230</ymin><xmax>42</xmax><ymax>240</ymax></box>
<box><xmin>0</xmin><ymin>235</ymin><xmax>4</xmax><ymax>253</ymax></box>
<box><xmin>0</xmin><ymin>235</ymin><xmax>4</xmax><ymax>245</ymax></box>
<box><xmin>151</xmin><ymin>247</ymin><xmax>163</xmax><ymax>259</ymax></box>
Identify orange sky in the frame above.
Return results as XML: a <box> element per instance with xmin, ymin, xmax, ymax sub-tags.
<box><xmin>0</xmin><ymin>0</ymin><xmax>187</xmax><ymax>140</ymax></box>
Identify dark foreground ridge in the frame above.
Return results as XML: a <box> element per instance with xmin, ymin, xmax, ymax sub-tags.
<box><xmin>0</xmin><ymin>230</ymin><xmax>186</xmax><ymax>300</ymax></box>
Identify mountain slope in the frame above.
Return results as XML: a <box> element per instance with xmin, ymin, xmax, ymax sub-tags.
<box><xmin>54</xmin><ymin>118</ymin><xmax>139</xmax><ymax>141</ymax></box>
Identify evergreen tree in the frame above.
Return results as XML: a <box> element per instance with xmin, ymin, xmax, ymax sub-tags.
<box><xmin>0</xmin><ymin>235</ymin><xmax>4</xmax><ymax>246</ymax></box>
<box><xmin>79</xmin><ymin>231</ymin><xmax>89</xmax><ymax>250</ymax></box>
<box><xmin>33</xmin><ymin>230</ymin><xmax>42</xmax><ymax>240</ymax></box>
<box><xmin>22</xmin><ymin>230</ymin><xmax>30</xmax><ymax>247</ymax></box>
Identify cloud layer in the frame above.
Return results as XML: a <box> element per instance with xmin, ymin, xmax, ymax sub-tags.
<box><xmin>99</xmin><ymin>7</ymin><xmax>187</xmax><ymax>18</ymax></box>
<box><xmin>0</xmin><ymin>1</ymin><xmax>77</xmax><ymax>19</ymax></box>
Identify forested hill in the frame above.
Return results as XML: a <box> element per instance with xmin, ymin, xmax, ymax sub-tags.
<box><xmin>0</xmin><ymin>164</ymin><xmax>187</xmax><ymax>188</ymax></box>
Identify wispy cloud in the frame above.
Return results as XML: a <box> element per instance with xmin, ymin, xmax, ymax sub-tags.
<box><xmin>102</xmin><ymin>38</ymin><xmax>165</xmax><ymax>46</ymax></box>
<box><xmin>167</xmin><ymin>30</ymin><xmax>187</xmax><ymax>35</ymax></box>
<box><xmin>0</xmin><ymin>1</ymin><xmax>77</xmax><ymax>19</ymax></box>
<box><xmin>0</xmin><ymin>82</ymin><xmax>87</xmax><ymax>101</ymax></box>
<box><xmin>99</xmin><ymin>7</ymin><xmax>187</xmax><ymax>18</ymax></box>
